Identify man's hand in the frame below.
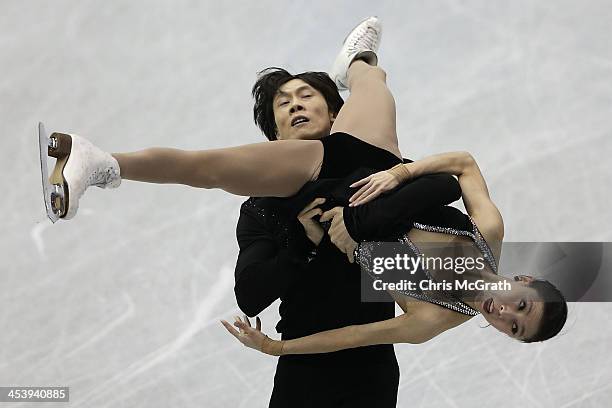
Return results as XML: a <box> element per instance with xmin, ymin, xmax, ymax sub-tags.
<box><xmin>320</xmin><ymin>206</ymin><xmax>358</xmax><ymax>263</ymax></box>
<box><xmin>297</xmin><ymin>198</ymin><xmax>326</xmax><ymax>245</ymax></box>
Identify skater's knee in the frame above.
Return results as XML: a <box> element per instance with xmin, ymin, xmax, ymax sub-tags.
<box><xmin>370</xmin><ymin>65</ymin><xmax>387</xmax><ymax>80</ymax></box>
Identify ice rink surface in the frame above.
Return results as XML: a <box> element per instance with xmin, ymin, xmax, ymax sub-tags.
<box><xmin>2</xmin><ymin>0</ymin><xmax>612</xmax><ymax>406</ymax></box>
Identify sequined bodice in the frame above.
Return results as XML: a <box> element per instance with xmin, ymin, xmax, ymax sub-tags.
<box><xmin>357</xmin><ymin>216</ymin><xmax>498</xmax><ymax>316</ymax></box>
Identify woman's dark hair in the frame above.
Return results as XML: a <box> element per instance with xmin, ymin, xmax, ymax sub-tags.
<box><xmin>252</xmin><ymin>67</ymin><xmax>344</xmax><ymax>141</ymax></box>
<box><xmin>521</xmin><ymin>279</ymin><xmax>568</xmax><ymax>343</ymax></box>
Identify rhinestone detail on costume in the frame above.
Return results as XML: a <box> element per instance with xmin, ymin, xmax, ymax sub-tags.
<box><xmin>243</xmin><ymin>198</ymin><xmax>291</xmax><ymax>248</ymax></box>
<box><xmin>412</xmin><ymin>216</ymin><xmax>498</xmax><ymax>274</ymax></box>
<box><xmin>356</xmin><ymin>215</ymin><xmax>498</xmax><ymax>316</ymax></box>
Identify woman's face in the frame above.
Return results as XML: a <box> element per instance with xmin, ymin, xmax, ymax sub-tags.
<box><xmin>477</xmin><ymin>276</ymin><xmax>545</xmax><ymax>340</ymax></box>
<box><xmin>272</xmin><ymin>79</ymin><xmax>336</xmax><ymax>141</ymax></box>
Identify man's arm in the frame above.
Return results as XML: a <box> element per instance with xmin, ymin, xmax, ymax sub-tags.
<box><xmin>342</xmin><ymin>171</ymin><xmax>462</xmax><ymax>241</ymax></box>
<box><xmin>234</xmin><ymin>203</ymin><xmax>329</xmax><ymax>317</ymax></box>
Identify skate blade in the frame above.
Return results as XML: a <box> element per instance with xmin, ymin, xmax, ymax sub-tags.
<box><xmin>38</xmin><ymin>122</ymin><xmax>70</xmax><ymax>222</ymax></box>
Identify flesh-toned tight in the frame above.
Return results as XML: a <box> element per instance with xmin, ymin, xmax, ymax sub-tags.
<box><xmin>112</xmin><ymin>61</ymin><xmax>401</xmax><ymax>198</ymax></box>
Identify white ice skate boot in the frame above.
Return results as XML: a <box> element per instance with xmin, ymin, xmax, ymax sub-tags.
<box><xmin>39</xmin><ymin>127</ymin><xmax>121</xmax><ymax>222</ymax></box>
<box><xmin>329</xmin><ymin>16</ymin><xmax>382</xmax><ymax>91</ymax></box>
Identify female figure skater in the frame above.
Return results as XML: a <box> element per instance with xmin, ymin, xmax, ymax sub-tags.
<box><xmin>43</xmin><ymin>17</ymin><xmax>566</xmax><ymax>347</ymax></box>
<box><xmin>222</xmin><ymin>147</ymin><xmax>568</xmax><ymax>355</ymax></box>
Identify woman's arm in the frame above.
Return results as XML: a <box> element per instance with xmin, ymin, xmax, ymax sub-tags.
<box><xmin>342</xmin><ymin>172</ymin><xmax>461</xmax><ymax>241</ymax></box>
<box><xmin>350</xmin><ymin>152</ymin><xmax>504</xmax><ymax>241</ymax></box>
<box><xmin>407</xmin><ymin>152</ymin><xmax>504</xmax><ymax>240</ymax></box>
<box><xmin>222</xmin><ymin>308</ymin><xmax>449</xmax><ymax>356</ymax></box>
<box><xmin>281</xmin><ymin>312</ymin><xmax>443</xmax><ymax>354</ymax></box>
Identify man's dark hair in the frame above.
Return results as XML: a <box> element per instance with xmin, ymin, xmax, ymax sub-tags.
<box><xmin>252</xmin><ymin>67</ymin><xmax>344</xmax><ymax>141</ymax></box>
<box><xmin>521</xmin><ymin>279</ymin><xmax>568</xmax><ymax>343</ymax></box>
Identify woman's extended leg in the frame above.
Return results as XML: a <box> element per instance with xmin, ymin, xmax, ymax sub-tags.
<box><xmin>330</xmin><ymin>60</ymin><xmax>401</xmax><ymax>159</ymax></box>
<box><xmin>112</xmin><ymin>139</ymin><xmax>323</xmax><ymax>197</ymax></box>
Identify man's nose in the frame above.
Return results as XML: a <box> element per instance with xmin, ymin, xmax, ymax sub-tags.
<box><xmin>289</xmin><ymin>103</ymin><xmax>304</xmax><ymax>114</ymax></box>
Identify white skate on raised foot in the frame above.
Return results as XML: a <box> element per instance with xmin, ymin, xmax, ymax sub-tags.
<box><xmin>37</xmin><ymin>122</ymin><xmax>121</xmax><ymax>223</ymax></box>
<box><xmin>329</xmin><ymin>16</ymin><xmax>383</xmax><ymax>91</ymax></box>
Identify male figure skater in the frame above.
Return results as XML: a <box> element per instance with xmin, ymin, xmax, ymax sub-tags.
<box><xmin>232</xmin><ymin>18</ymin><xmax>461</xmax><ymax>407</ymax></box>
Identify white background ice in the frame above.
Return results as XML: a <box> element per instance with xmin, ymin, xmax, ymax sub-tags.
<box><xmin>2</xmin><ymin>0</ymin><xmax>612</xmax><ymax>406</ymax></box>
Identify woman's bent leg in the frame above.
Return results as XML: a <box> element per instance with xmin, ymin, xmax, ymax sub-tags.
<box><xmin>330</xmin><ymin>60</ymin><xmax>401</xmax><ymax>159</ymax></box>
<box><xmin>112</xmin><ymin>139</ymin><xmax>323</xmax><ymax>197</ymax></box>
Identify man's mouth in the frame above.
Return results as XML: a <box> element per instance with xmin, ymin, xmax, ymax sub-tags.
<box><xmin>291</xmin><ymin>116</ymin><xmax>309</xmax><ymax>127</ymax></box>
<box><xmin>483</xmin><ymin>297</ymin><xmax>494</xmax><ymax>314</ymax></box>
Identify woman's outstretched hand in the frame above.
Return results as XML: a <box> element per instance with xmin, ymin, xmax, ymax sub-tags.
<box><xmin>221</xmin><ymin>315</ymin><xmax>268</xmax><ymax>353</ymax></box>
<box><xmin>349</xmin><ymin>170</ymin><xmax>401</xmax><ymax>207</ymax></box>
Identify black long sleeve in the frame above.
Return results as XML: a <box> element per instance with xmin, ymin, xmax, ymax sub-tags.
<box><xmin>234</xmin><ymin>202</ymin><xmax>335</xmax><ymax>317</ymax></box>
<box><xmin>234</xmin><ymin>168</ymin><xmax>460</xmax><ymax>316</ymax></box>
<box><xmin>343</xmin><ymin>172</ymin><xmax>462</xmax><ymax>241</ymax></box>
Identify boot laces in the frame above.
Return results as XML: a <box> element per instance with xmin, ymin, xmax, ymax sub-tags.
<box><xmin>88</xmin><ymin>167</ymin><xmax>117</xmax><ymax>188</ymax></box>
<box><xmin>346</xmin><ymin>27</ymin><xmax>378</xmax><ymax>54</ymax></box>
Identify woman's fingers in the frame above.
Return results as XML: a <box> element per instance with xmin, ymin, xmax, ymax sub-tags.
<box><xmin>234</xmin><ymin>321</ymin><xmax>254</xmax><ymax>337</ymax></box>
<box><xmin>351</xmin><ymin>184</ymin><xmax>378</xmax><ymax>206</ymax></box>
<box><xmin>349</xmin><ymin>175</ymin><xmax>371</xmax><ymax>188</ymax></box>
<box><xmin>353</xmin><ymin>189</ymin><xmax>381</xmax><ymax>206</ymax></box>
<box><xmin>234</xmin><ymin>316</ymin><xmax>251</xmax><ymax>335</ymax></box>
<box><xmin>352</xmin><ymin>174</ymin><xmax>400</xmax><ymax>206</ymax></box>
<box><xmin>354</xmin><ymin>182</ymin><xmax>385</xmax><ymax>205</ymax></box>
<box><xmin>222</xmin><ymin>316</ymin><xmax>267</xmax><ymax>353</ymax></box>
<box><xmin>354</xmin><ymin>190</ymin><xmax>379</xmax><ymax>206</ymax></box>
<box><xmin>234</xmin><ymin>321</ymin><xmax>248</xmax><ymax>330</ymax></box>
<box><xmin>221</xmin><ymin>320</ymin><xmax>242</xmax><ymax>339</ymax></box>
<box><xmin>349</xmin><ymin>184</ymin><xmax>368</xmax><ymax>202</ymax></box>
<box><xmin>349</xmin><ymin>180</ymin><xmax>374</xmax><ymax>203</ymax></box>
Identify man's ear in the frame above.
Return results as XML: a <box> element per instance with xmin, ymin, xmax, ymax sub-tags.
<box><xmin>329</xmin><ymin>111</ymin><xmax>337</xmax><ymax>124</ymax></box>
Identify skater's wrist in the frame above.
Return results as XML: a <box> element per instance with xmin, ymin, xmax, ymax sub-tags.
<box><xmin>386</xmin><ymin>163</ymin><xmax>413</xmax><ymax>184</ymax></box>
<box><xmin>261</xmin><ymin>336</ymin><xmax>285</xmax><ymax>356</ymax></box>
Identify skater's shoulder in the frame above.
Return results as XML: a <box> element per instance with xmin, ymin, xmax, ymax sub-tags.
<box><xmin>240</xmin><ymin>197</ymin><xmax>262</xmax><ymax>214</ymax></box>
<box><xmin>241</xmin><ymin>196</ymin><xmax>270</xmax><ymax>210</ymax></box>
<box><xmin>240</xmin><ymin>197</ymin><xmax>284</xmax><ymax>219</ymax></box>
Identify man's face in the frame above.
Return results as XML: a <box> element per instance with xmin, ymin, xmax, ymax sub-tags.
<box><xmin>272</xmin><ymin>79</ymin><xmax>336</xmax><ymax>141</ymax></box>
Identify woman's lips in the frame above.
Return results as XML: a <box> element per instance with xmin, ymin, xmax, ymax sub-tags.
<box><xmin>483</xmin><ymin>297</ymin><xmax>493</xmax><ymax>314</ymax></box>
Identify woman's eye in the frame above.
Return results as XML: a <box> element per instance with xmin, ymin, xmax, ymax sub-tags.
<box><xmin>303</xmin><ymin>94</ymin><xmax>312</xmax><ymax>98</ymax></box>
<box><xmin>512</xmin><ymin>323</ymin><xmax>518</xmax><ymax>335</ymax></box>
<box><xmin>279</xmin><ymin>101</ymin><xmax>288</xmax><ymax>106</ymax></box>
